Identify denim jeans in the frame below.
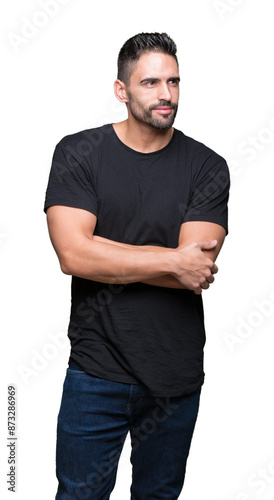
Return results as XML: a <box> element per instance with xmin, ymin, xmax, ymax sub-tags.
<box><xmin>55</xmin><ymin>361</ymin><xmax>201</xmax><ymax>500</ymax></box>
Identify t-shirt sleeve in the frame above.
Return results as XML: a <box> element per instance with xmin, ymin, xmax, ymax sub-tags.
<box><xmin>44</xmin><ymin>140</ymin><xmax>98</xmax><ymax>216</ymax></box>
<box><xmin>183</xmin><ymin>156</ymin><xmax>230</xmax><ymax>234</ymax></box>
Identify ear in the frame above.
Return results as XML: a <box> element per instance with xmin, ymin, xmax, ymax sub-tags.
<box><xmin>114</xmin><ymin>79</ymin><xmax>129</xmax><ymax>103</ymax></box>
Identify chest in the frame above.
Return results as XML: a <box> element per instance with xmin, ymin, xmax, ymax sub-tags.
<box><xmin>95</xmin><ymin>154</ymin><xmax>192</xmax><ymax>246</ymax></box>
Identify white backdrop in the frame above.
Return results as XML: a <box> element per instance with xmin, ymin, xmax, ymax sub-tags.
<box><xmin>1</xmin><ymin>0</ymin><xmax>274</xmax><ymax>499</ymax></box>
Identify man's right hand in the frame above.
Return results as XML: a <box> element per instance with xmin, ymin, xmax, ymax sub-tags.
<box><xmin>172</xmin><ymin>240</ymin><xmax>219</xmax><ymax>294</ymax></box>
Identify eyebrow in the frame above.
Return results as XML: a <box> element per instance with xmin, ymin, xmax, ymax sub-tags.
<box><xmin>140</xmin><ymin>76</ymin><xmax>180</xmax><ymax>84</ymax></box>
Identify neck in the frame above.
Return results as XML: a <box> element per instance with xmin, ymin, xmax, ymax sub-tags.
<box><xmin>113</xmin><ymin>119</ymin><xmax>174</xmax><ymax>154</ymax></box>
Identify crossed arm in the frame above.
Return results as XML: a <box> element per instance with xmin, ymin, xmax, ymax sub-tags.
<box><xmin>46</xmin><ymin>205</ymin><xmax>226</xmax><ymax>294</ymax></box>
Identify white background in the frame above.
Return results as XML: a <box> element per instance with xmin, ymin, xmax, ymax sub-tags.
<box><xmin>1</xmin><ymin>0</ymin><xmax>274</xmax><ymax>498</ymax></box>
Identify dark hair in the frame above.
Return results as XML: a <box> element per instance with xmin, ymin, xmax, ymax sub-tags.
<box><xmin>117</xmin><ymin>32</ymin><xmax>178</xmax><ymax>85</ymax></box>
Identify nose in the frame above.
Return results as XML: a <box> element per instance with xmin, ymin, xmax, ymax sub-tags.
<box><xmin>158</xmin><ymin>82</ymin><xmax>172</xmax><ymax>102</ymax></box>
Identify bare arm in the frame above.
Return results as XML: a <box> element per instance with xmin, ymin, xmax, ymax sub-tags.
<box><xmin>142</xmin><ymin>221</ymin><xmax>226</xmax><ymax>291</ymax></box>
<box><xmin>92</xmin><ymin>221</ymin><xmax>226</xmax><ymax>292</ymax></box>
<box><xmin>92</xmin><ymin>235</ymin><xmax>186</xmax><ymax>288</ymax></box>
<box><xmin>46</xmin><ymin>206</ymin><xmax>172</xmax><ymax>283</ymax></box>
<box><xmin>177</xmin><ymin>221</ymin><xmax>226</xmax><ymax>262</ymax></box>
<box><xmin>46</xmin><ymin>206</ymin><xmax>217</xmax><ymax>292</ymax></box>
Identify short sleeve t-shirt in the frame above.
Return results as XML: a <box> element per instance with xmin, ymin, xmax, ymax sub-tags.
<box><xmin>44</xmin><ymin>124</ymin><xmax>230</xmax><ymax>397</ymax></box>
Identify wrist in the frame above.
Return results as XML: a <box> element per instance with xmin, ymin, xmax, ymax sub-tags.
<box><xmin>158</xmin><ymin>249</ymin><xmax>178</xmax><ymax>276</ymax></box>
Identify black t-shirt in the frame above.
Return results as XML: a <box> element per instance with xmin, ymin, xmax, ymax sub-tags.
<box><xmin>44</xmin><ymin>124</ymin><xmax>230</xmax><ymax>397</ymax></box>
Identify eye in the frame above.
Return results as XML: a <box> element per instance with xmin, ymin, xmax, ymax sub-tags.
<box><xmin>145</xmin><ymin>80</ymin><xmax>157</xmax><ymax>87</ymax></box>
<box><xmin>168</xmin><ymin>79</ymin><xmax>179</xmax><ymax>86</ymax></box>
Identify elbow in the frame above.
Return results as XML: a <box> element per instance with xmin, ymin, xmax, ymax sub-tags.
<box><xmin>60</xmin><ymin>260</ymin><xmax>72</xmax><ymax>275</ymax></box>
<box><xmin>59</xmin><ymin>251</ymin><xmax>74</xmax><ymax>276</ymax></box>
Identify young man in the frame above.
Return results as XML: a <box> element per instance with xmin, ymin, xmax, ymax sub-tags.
<box><xmin>44</xmin><ymin>32</ymin><xmax>230</xmax><ymax>500</ymax></box>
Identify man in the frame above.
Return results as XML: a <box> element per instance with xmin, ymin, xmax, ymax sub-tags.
<box><xmin>44</xmin><ymin>32</ymin><xmax>230</xmax><ymax>500</ymax></box>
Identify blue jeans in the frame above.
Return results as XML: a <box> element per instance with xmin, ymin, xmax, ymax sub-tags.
<box><xmin>55</xmin><ymin>361</ymin><xmax>201</xmax><ymax>500</ymax></box>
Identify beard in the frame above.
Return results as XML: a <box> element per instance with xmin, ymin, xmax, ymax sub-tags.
<box><xmin>127</xmin><ymin>93</ymin><xmax>178</xmax><ymax>130</ymax></box>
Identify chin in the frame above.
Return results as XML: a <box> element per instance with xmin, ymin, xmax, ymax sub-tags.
<box><xmin>150</xmin><ymin>119</ymin><xmax>175</xmax><ymax>130</ymax></box>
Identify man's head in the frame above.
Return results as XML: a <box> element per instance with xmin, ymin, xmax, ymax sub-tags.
<box><xmin>117</xmin><ymin>32</ymin><xmax>178</xmax><ymax>86</ymax></box>
<box><xmin>115</xmin><ymin>33</ymin><xmax>180</xmax><ymax>130</ymax></box>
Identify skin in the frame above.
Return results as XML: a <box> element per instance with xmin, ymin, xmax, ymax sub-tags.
<box><xmin>113</xmin><ymin>52</ymin><xmax>180</xmax><ymax>153</ymax></box>
<box><xmin>47</xmin><ymin>51</ymin><xmax>227</xmax><ymax>294</ymax></box>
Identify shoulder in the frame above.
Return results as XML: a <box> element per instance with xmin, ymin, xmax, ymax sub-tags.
<box><xmin>174</xmin><ymin>128</ymin><xmax>227</xmax><ymax>165</ymax></box>
<box><xmin>174</xmin><ymin>129</ymin><xmax>230</xmax><ymax>189</ymax></box>
<box><xmin>55</xmin><ymin>124</ymin><xmax>113</xmax><ymax>152</ymax></box>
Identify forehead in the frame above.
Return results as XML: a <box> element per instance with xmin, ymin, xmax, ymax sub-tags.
<box><xmin>131</xmin><ymin>52</ymin><xmax>179</xmax><ymax>81</ymax></box>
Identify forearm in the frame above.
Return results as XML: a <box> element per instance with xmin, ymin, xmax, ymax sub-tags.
<box><xmin>48</xmin><ymin>208</ymin><xmax>219</xmax><ymax>294</ymax></box>
<box><xmin>142</xmin><ymin>276</ymin><xmax>187</xmax><ymax>288</ymax></box>
<box><xmin>60</xmin><ymin>235</ymin><xmax>174</xmax><ymax>284</ymax></box>
<box><xmin>92</xmin><ymin>235</ymin><xmax>170</xmax><ymax>252</ymax></box>
<box><xmin>92</xmin><ymin>235</ymin><xmax>187</xmax><ymax>288</ymax></box>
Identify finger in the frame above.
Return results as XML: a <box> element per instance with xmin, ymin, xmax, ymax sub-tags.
<box><xmin>198</xmin><ymin>240</ymin><xmax>218</xmax><ymax>251</ymax></box>
<box><xmin>200</xmin><ymin>280</ymin><xmax>210</xmax><ymax>290</ymax></box>
<box><xmin>206</xmin><ymin>274</ymin><xmax>215</xmax><ymax>284</ymax></box>
<box><xmin>211</xmin><ymin>263</ymin><xmax>218</xmax><ymax>274</ymax></box>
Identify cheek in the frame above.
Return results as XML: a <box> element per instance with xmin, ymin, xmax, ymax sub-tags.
<box><xmin>135</xmin><ymin>93</ymin><xmax>155</xmax><ymax>110</ymax></box>
<box><xmin>135</xmin><ymin>87</ymin><xmax>158</xmax><ymax>102</ymax></box>
<box><xmin>173</xmin><ymin>88</ymin><xmax>180</xmax><ymax>103</ymax></box>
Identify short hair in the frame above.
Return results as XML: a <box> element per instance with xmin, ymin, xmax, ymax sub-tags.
<box><xmin>117</xmin><ymin>32</ymin><xmax>178</xmax><ymax>85</ymax></box>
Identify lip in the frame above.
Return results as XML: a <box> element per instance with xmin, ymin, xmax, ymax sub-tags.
<box><xmin>153</xmin><ymin>107</ymin><xmax>173</xmax><ymax>115</ymax></box>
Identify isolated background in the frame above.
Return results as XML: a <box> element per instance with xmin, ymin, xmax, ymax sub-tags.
<box><xmin>1</xmin><ymin>0</ymin><xmax>274</xmax><ymax>498</ymax></box>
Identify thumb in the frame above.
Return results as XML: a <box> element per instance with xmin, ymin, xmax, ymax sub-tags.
<box><xmin>199</xmin><ymin>239</ymin><xmax>218</xmax><ymax>250</ymax></box>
